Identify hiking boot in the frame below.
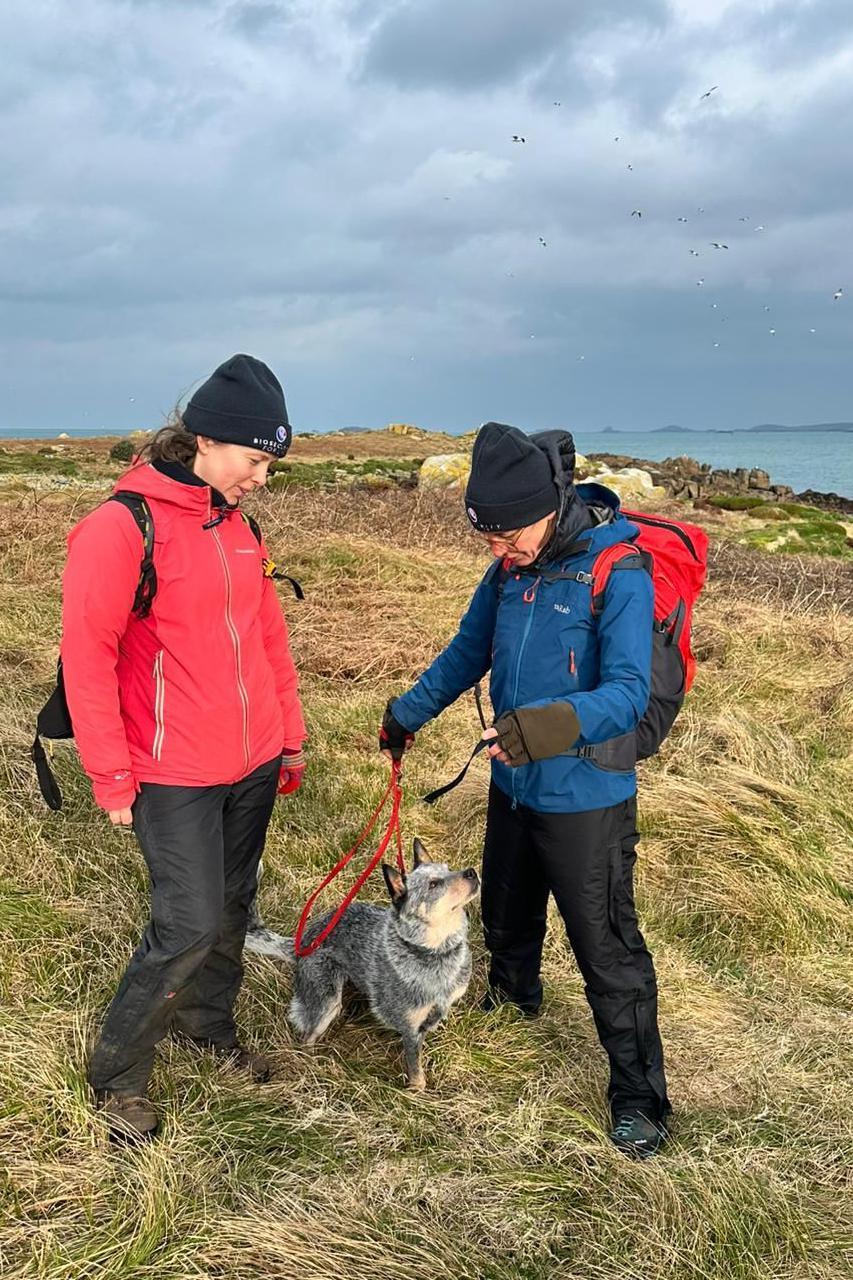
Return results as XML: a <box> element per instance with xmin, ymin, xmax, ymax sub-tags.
<box><xmin>97</xmin><ymin>1092</ymin><xmax>159</xmax><ymax>1145</ymax></box>
<box><xmin>179</xmin><ymin>1035</ymin><xmax>273</xmax><ymax>1082</ymax></box>
<box><xmin>480</xmin><ymin>989</ymin><xmax>542</xmax><ymax>1020</ymax></box>
<box><xmin>610</xmin><ymin>1108</ymin><xmax>668</xmax><ymax>1160</ymax></box>
<box><xmin>211</xmin><ymin>1043</ymin><xmax>272</xmax><ymax>1083</ymax></box>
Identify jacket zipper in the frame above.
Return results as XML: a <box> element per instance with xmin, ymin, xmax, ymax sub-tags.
<box><xmin>211</xmin><ymin>524</ymin><xmax>251</xmax><ymax>776</ymax></box>
<box><xmin>152</xmin><ymin>649</ymin><xmax>165</xmax><ymax>761</ymax></box>
<box><xmin>509</xmin><ymin>579</ymin><xmax>540</xmax><ymax>809</ymax></box>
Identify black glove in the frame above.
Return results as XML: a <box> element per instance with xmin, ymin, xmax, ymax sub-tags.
<box><xmin>493</xmin><ymin>702</ymin><xmax>581</xmax><ymax>767</ymax></box>
<box><xmin>379</xmin><ymin>699</ymin><xmax>415</xmax><ymax>761</ymax></box>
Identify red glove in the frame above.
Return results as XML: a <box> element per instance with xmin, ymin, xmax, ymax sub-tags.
<box><xmin>278</xmin><ymin>748</ymin><xmax>305</xmax><ymax>796</ymax></box>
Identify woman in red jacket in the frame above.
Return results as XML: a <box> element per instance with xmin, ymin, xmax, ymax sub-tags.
<box><xmin>61</xmin><ymin>354</ymin><xmax>306</xmax><ymax>1143</ymax></box>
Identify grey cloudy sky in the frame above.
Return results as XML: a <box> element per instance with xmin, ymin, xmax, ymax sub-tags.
<box><xmin>2</xmin><ymin>0</ymin><xmax>852</xmax><ymax>434</ymax></box>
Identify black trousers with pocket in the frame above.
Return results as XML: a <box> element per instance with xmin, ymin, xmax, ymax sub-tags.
<box><xmin>88</xmin><ymin>754</ymin><xmax>281</xmax><ymax>1096</ymax></box>
<box><xmin>481</xmin><ymin>781</ymin><xmax>670</xmax><ymax>1121</ymax></box>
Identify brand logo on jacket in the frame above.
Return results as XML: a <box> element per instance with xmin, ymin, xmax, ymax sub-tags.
<box><xmin>554</xmin><ymin>603</ymin><xmax>572</xmax><ymax>615</ymax></box>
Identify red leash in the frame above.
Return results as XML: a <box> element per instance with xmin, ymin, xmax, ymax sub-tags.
<box><xmin>293</xmin><ymin>759</ymin><xmax>406</xmax><ymax>958</ymax></box>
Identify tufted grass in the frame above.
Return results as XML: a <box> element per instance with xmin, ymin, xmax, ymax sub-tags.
<box><xmin>1</xmin><ymin>474</ymin><xmax>851</xmax><ymax>1279</ymax></box>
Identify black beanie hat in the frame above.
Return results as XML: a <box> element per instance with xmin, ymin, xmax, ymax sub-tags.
<box><xmin>464</xmin><ymin>422</ymin><xmax>559</xmax><ymax>532</ymax></box>
<box><xmin>183</xmin><ymin>354</ymin><xmax>292</xmax><ymax>457</ymax></box>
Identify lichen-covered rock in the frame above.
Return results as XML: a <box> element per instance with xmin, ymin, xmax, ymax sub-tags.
<box><xmin>388</xmin><ymin>423</ymin><xmax>426</xmax><ymax>437</ymax></box>
<box><xmin>418</xmin><ymin>454</ymin><xmax>472</xmax><ymax>489</ymax></box>
<box><xmin>592</xmin><ymin>467</ymin><xmax>666</xmax><ymax>501</ymax></box>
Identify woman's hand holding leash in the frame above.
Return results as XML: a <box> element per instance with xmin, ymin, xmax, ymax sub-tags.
<box><xmin>483</xmin><ymin>726</ymin><xmax>511</xmax><ymax>766</ymax></box>
<box><xmin>379</xmin><ymin>699</ymin><xmax>415</xmax><ymax>762</ymax></box>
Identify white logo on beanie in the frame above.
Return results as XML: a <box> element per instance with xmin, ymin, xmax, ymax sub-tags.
<box><xmin>467</xmin><ymin>506</ymin><xmax>478</xmax><ymax>522</ymax></box>
<box><xmin>276</xmin><ymin>425</ymin><xmax>287</xmax><ymax>443</ymax></box>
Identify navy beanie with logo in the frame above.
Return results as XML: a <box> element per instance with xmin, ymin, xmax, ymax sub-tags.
<box><xmin>464</xmin><ymin>422</ymin><xmax>559</xmax><ymax>532</ymax></box>
<box><xmin>183</xmin><ymin>353</ymin><xmax>292</xmax><ymax>457</ymax></box>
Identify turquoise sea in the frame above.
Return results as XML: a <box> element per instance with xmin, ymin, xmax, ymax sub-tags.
<box><xmin>1</xmin><ymin>426</ymin><xmax>850</xmax><ymax>497</ymax></box>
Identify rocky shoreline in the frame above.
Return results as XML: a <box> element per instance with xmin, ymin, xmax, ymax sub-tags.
<box><xmin>585</xmin><ymin>452</ymin><xmax>853</xmax><ymax>516</ymax></box>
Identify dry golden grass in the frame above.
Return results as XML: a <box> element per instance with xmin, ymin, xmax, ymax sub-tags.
<box><xmin>1</xmin><ymin>474</ymin><xmax>852</xmax><ymax>1279</ymax></box>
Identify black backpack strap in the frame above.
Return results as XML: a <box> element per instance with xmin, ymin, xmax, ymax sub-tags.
<box><xmin>31</xmin><ymin>733</ymin><xmax>63</xmax><ymax>811</ymax></box>
<box><xmin>107</xmin><ymin>492</ymin><xmax>157</xmax><ymax>618</ymax></box>
<box><xmin>241</xmin><ymin>510</ymin><xmax>305</xmax><ymax>600</ymax></box>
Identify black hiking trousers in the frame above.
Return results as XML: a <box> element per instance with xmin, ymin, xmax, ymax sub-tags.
<box><xmin>88</xmin><ymin>754</ymin><xmax>281</xmax><ymax>1096</ymax></box>
<box><xmin>481</xmin><ymin>782</ymin><xmax>670</xmax><ymax>1122</ymax></box>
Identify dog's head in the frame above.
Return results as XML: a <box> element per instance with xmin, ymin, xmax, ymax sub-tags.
<box><xmin>381</xmin><ymin>838</ymin><xmax>480</xmax><ymax>951</ymax></box>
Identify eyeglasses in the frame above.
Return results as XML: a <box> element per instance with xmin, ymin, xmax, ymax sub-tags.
<box><xmin>481</xmin><ymin>527</ymin><xmax>525</xmax><ymax>550</ymax></box>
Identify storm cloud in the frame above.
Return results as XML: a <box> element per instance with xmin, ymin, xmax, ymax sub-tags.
<box><xmin>0</xmin><ymin>0</ymin><xmax>851</xmax><ymax>434</ymax></box>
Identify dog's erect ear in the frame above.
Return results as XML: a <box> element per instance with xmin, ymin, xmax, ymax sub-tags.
<box><xmin>381</xmin><ymin>863</ymin><xmax>407</xmax><ymax>904</ymax></box>
<box><xmin>412</xmin><ymin>838</ymin><xmax>429</xmax><ymax>867</ymax></box>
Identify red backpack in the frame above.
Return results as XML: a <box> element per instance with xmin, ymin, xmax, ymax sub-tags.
<box><xmin>588</xmin><ymin>511</ymin><xmax>708</xmax><ymax>760</ymax></box>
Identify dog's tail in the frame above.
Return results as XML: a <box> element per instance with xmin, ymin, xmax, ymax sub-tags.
<box><xmin>245</xmin><ymin>888</ymin><xmax>295</xmax><ymax>962</ymax></box>
<box><xmin>244</xmin><ymin>925</ymin><xmax>296</xmax><ymax>962</ymax></box>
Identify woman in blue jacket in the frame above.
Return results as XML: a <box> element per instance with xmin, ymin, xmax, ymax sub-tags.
<box><xmin>381</xmin><ymin>422</ymin><xmax>671</xmax><ymax>1159</ymax></box>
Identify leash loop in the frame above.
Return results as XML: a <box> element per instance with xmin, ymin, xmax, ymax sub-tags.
<box><xmin>293</xmin><ymin>759</ymin><xmax>405</xmax><ymax>958</ymax></box>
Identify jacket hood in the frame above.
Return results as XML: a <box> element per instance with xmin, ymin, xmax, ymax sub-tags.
<box><xmin>114</xmin><ymin>459</ymin><xmax>233</xmax><ymax>519</ymax></box>
<box><xmin>527</xmin><ymin>430</ymin><xmax>595</xmax><ymax>565</ymax></box>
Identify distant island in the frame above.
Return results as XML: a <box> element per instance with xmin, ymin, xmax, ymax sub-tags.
<box><xmin>746</xmin><ymin>422</ymin><xmax>853</xmax><ymax>433</ymax></box>
<box><xmin>646</xmin><ymin>422</ymin><xmax>853</xmax><ymax>435</ymax></box>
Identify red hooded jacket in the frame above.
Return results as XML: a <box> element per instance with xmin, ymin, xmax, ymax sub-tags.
<box><xmin>60</xmin><ymin>460</ymin><xmax>306</xmax><ymax>811</ymax></box>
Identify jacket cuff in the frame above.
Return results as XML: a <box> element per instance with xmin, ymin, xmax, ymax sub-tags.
<box><xmin>91</xmin><ymin>770</ymin><xmax>138</xmax><ymax>811</ymax></box>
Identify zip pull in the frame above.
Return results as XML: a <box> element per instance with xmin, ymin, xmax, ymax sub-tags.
<box><xmin>523</xmin><ymin>576</ymin><xmax>541</xmax><ymax>604</ymax></box>
<box><xmin>569</xmin><ymin>648</ymin><xmax>576</xmax><ymax>675</ymax></box>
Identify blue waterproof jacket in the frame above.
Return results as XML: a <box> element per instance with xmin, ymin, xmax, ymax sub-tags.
<box><xmin>392</xmin><ymin>483</ymin><xmax>653</xmax><ymax>814</ymax></box>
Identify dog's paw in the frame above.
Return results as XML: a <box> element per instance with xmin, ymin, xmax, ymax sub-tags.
<box><xmin>406</xmin><ymin>1072</ymin><xmax>427</xmax><ymax>1092</ymax></box>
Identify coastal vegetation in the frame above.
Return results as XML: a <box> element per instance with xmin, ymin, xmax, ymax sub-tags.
<box><xmin>0</xmin><ymin>435</ymin><xmax>851</xmax><ymax>1279</ymax></box>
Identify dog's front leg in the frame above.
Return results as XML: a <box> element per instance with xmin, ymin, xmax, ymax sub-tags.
<box><xmin>401</xmin><ymin>1030</ymin><xmax>426</xmax><ymax>1091</ymax></box>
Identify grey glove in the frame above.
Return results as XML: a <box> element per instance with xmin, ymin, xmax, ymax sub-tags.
<box><xmin>494</xmin><ymin>702</ymin><xmax>581</xmax><ymax>767</ymax></box>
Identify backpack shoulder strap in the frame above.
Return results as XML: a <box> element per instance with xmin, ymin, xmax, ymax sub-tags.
<box><xmin>107</xmin><ymin>492</ymin><xmax>157</xmax><ymax>618</ymax></box>
<box><xmin>589</xmin><ymin>541</ymin><xmax>648</xmax><ymax>617</ymax></box>
<box><xmin>241</xmin><ymin>510</ymin><xmax>305</xmax><ymax>600</ymax></box>
<box><xmin>241</xmin><ymin>510</ymin><xmax>262</xmax><ymax>546</ymax></box>
<box><xmin>485</xmin><ymin>555</ymin><xmax>513</xmax><ymax>600</ymax></box>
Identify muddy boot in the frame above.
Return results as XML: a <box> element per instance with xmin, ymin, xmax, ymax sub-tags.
<box><xmin>205</xmin><ymin>1041</ymin><xmax>272</xmax><ymax>1083</ymax></box>
<box><xmin>97</xmin><ymin>1092</ymin><xmax>160</xmax><ymax>1145</ymax></box>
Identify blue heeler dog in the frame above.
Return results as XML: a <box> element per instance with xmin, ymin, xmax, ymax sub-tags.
<box><xmin>244</xmin><ymin>839</ymin><xmax>480</xmax><ymax>1090</ymax></box>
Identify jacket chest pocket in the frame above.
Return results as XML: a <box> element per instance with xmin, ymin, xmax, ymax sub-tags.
<box><xmin>544</xmin><ymin>581</ymin><xmax>594</xmax><ymax>681</ymax></box>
